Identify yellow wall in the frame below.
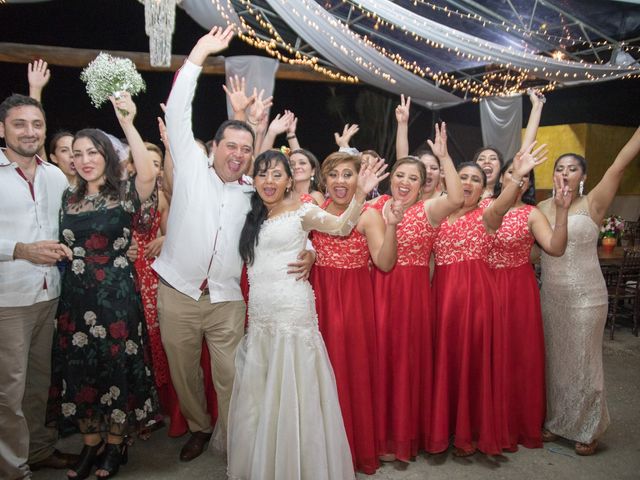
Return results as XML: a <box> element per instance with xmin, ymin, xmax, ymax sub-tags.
<box><xmin>527</xmin><ymin>124</ymin><xmax>640</xmax><ymax>194</ymax></box>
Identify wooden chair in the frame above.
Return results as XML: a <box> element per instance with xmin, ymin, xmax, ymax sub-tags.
<box><xmin>607</xmin><ymin>248</ymin><xmax>640</xmax><ymax>339</ymax></box>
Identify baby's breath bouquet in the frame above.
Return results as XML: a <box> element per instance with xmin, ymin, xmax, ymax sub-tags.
<box><xmin>80</xmin><ymin>53</ymin><xmax>146</xmax><ymax>109</ymax></box>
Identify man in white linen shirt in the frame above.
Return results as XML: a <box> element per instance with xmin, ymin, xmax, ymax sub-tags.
<box><xmin>153</xmin><ymin>26</ymin><xmax>313</xmax><ymax>462</ymax></box>
<box><xmin>0</xmin><ymin>94</ymin><xmax>75</xmax><ymax>479</ymax></box>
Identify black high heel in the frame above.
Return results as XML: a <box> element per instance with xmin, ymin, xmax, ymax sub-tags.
<box><xmin>95</xmin><ymin>442</ymin><xmax>128</xmax><ymax>479</ymax></box>
<box><xmin>66</xmin><ymin>441</ymin><xmax>104</xmax><ymax>480</ymax></box>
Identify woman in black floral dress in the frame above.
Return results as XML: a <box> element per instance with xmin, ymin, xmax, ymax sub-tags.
<box><xmin>47</xmin><ymin>93</ymin><xmax>159</xmax><ymax>479</ymax></box>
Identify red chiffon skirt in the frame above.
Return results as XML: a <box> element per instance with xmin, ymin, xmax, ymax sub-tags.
<box><xmin>371</xmin><ymin>265</ymin><xmax>433</xmax><ymax>461</ymax></box>
<box><xmin>428</xmin><ymin>260</ymin><xmax>503</xmax><ymax>455</ymax></box>
<box><xmin>493</xmin><ymin>263</ymin><xmax>545</xmax><ymax>450</ymax></box>
<box><xmin>310</xmin><ymin>265</ymin><xmax>379</xmax><ymax>475</ymax></box>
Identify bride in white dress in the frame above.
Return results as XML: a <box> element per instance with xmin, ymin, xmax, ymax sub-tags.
<box><xmin>228</xmin><ymin>150</ymin><xmax>392</xmax><ymax>480</ymax></box>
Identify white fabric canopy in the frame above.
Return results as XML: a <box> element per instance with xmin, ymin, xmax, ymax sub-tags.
<box><xmin>479</xmin><ymin>96</ymin><xmax>523</xmax><ymax>162</ymax></box>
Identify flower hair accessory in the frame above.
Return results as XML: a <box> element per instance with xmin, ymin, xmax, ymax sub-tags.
<box><xmin>81</xmin><ymin>53</ymin><xmax>146</xmax><ymax>109</ymax></box>
<box><xmin>280</xmin><ymin>146</ymin><xmax>291</xmax><ymax>157</ymax></box>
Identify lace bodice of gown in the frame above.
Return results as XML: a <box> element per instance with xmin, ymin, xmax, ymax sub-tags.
<box><xmin>371</xmin><ymin>195</ymin><xmax>436</xmax><ymax>266</ymax></box>
<box><xmin>541</xmin><ymin>212</ymin><xmax>606</xmax><ymax>305</ymax></box>
<box><xmin>434</xmin><ymin>206</ymin><xmax>492</xmax><ymax>266</ymax></box>
<box><xmin>312</xmin><ymin>199</ymin><xmax>370</xmax><ymax>269</ymax></box>
<box><xmin>488</xmin><ymin>205</ymin><xmax>534</xmax><ymax>269</ymax></box>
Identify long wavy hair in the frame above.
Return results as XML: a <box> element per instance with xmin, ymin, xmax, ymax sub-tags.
<box><xmin>492</xmin><ymin>158</ymin><xmax>536</xmax><ymax>206</ymax></box>
<box><xmin>73</xmin><ymin>128</ymin><xmax>122</xmax><ymax>199</ymax></box>
<box><xmin>239</xmin><ymin>150</ymin><xmax>293</xmax><ymax>266</ymax></box>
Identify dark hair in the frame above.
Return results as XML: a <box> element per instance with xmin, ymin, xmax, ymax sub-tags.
<box><xmin>361</xmin><ymin>149</ymin><xmax>381</xmax><ymax>160</ymax></box>
<box><xmin>457</xmin><ymin>161</ymin><xmax>487</xmax><ymax>187</ymax></box>
<box><xmin>391</xmin><ymin>156</ymin><xmax>427</xmax><ymax>188</ymax></box>
<box><xmin>472</xmin><ymin>145</ymin><xmax>504</xmax><ymax>167</ymax></box>
<box><xmin>412</xmin><ymin>144</ymin><xmax>440</xmax><ymax>165</ymax></box>
<box><xmin>0</xmin><ymin>94</ymin><xmax>46</xmax><ymax>123</ymax></box>
<box><xmin>492</xmin><ymin>158</ymin><xmax>536</xmax><ymax>206</ymax></box>
<box><xmin>49</xmin><ymin>130</ymin><xmax>74</xmax><ymax>155</ymax></box>
<box><xmin>213</xmin><ymin>120</ymin><xmax>256</xmax><ymax>147</ymax></box>
<box><xmin>290</xmin><ymin>148</ymin><xmax>322</xmax><ymax>193</ymax></box>
<box><xmin>73</xmin><ymin>129</ymin><xmax>122</xmax><ymax>199</ymax></box>
<box><xmin>239</xmin><ymin>150</ymin><xmax>292</xmax><ymax>265</ymax></box>
<box><xmin>554</xmin><ymin>153</ymin><xmax>587</xmax><ymax>174</ymax></box>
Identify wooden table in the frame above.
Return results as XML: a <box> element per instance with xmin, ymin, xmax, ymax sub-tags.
<box><xmin>598</xmin><ymin>246</ymin><xmax>626</xmax><ymax>266</ymax></box>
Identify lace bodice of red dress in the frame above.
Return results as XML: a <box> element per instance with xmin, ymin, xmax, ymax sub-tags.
<box><xmin>488</xmin><ymin>204</ymin><xmax>534</xmax><ymax>269</ymax></box>
<box><xmin>370</xmin><ymin>194</ymin><xmax>436</xmax><ymax>267</ymax></box>
<box><xmin>434</xmin><ymin>206</ymin><xmax>493</xmax><ymax>266</ymax></box>
<box><xmin>311</xmin><ymin>198</ymin><xmax>370</xmax><ymax>268</ymax></box>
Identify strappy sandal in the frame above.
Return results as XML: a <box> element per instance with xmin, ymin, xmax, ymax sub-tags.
<box><xmin>95</xmin><ymin>442</ymin><xmax>128</xmax><ymax>478</ymax></box>
<box><xmin>541</xmin><ymin>428</ymin><xmax>558</xmax><ymax>442</ymax></box>
<box><xmin>66</xmin><ymin>441</ymin><xmax>104</xmax><ymax>480</ymax></box>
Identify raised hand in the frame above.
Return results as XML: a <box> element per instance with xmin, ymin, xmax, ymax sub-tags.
<box><xmin>28</xmin><ymin>60</ymin><xmax>51</xmax><ymax>92</ymax></box>
<box><xmin>157</xmin><ymin>116</ymin><xmax>170</xmax><ymax>151</ymax></box>
<box><xmin>357</xmin><ymin>156</ymin><xmax>388</xmax><ymax>198</ymax></box>
<box><xmin>395</xmin><ymin>94</ymin><xmax>411</xmax><ymax>124</ymax></box>
<box><xmin>512</xmin><ymin>141</ymin><xmax>548</xmax><ymax>178</ymax></box>
<box><xmin>334</xmin><ymin>124</ymin><xmax>359</xmax><ymax>148</ymax></box>
<box><xmin>287</xmin><ymin>113</ymin><xmax>298</xmax><ymax>135</ymax></box>
<box><xmin>247</xmin><ymin>88</ymin><xmax>273</xmax><ymax>127</ymax></box>
<box><xmin>426</xmin><ymin>122</ymin><xmax>449</xmax><ymax>159</ymax></box>
<box><xmin>223</xmin><ymin>75</ymin><xmax>255</xmax><ymax>114</ymax></box>
<box><xmin>188</xmin><ymin>25</ymin><xmax>235</xmax><ymax>66</ymax></box>
<box><xmin>268</xmin><ymin>110</ymin><xmax>295</xmax><ymax>136</ymax></box>
<box><xmin>552</xmin><ymin>174</ymin><xmax>571</xmax><ymax>210</ymax></box>
<box><xmin>528</xmin><ymin>88</ymin><xmax>546</xmax><ymax>107</ymax></box>
<box><xmin>387</xmin><ymin>199</ymin><xmax>405</xmax><ymax>226</ymax></box>
<box><xmin>110</xmin><ymin>91</ymin><xmax>137</xmax><ymax>122</ymax></box>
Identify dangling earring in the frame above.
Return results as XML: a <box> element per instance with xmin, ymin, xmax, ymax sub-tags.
<box><xmin>552</xmin><ymin>187</ymin><xmax>556</xmax><ymax>198</ymax></box>
<box><xmin>310</xmin><ymin>175</ymin><xmax>315</xmax><ymax>183</ymax></box>
<box><xmin>579</xmin><ymin>180</ymin><xmax>584</xmax><ymax>196</ymax></box>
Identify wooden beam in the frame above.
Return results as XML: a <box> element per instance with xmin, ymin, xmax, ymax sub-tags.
<box><xmin>0</xmin><ymin>42</ymin><xmax>344</xmax><ymax>83</ymax></box>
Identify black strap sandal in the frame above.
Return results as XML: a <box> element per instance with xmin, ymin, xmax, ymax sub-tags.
<box><xmin>66</xmin><ymin>441</ymin><xmax>104</xmax><ymax>480</ymax></box>
<box><xmin>94</xmin><ymin>442</ymin><xmax>128</xmax><ymax>479</ymax></box>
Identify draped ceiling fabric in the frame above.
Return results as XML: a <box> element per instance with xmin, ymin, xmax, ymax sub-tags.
<box><xmin>479</xmin><ymin>97</ymin><xmax>523</xmax><ymax>163</ymax></box>
<box><xmin>178</xmin><ymin>0</ymin><xmax>640</xmax><ymax>110</ymax></box>
<box><xmin>180</xmin><ymin>0</ymin><xmax>463</xmax><ymax>109</ymax></box>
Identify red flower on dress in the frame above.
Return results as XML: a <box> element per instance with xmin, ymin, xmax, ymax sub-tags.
<box><xmin>85</xmin><ymin>233</ymin><xmax>109</xmax><ymax>250</ymax></box>
<box><xmin>109</xmin><ymin>320</ymin><xmax>128</xmax><ymax>339</ymax></box>
<box><xmin>110</xmin><ymin>344</ymin><xmax>120</xmax><ymax>357</ymax></box>
<box><xmin>57</xmin><ymin>312</ymin><xmax>75</xmax><ymax>333</ymax></box>
<box><xmin>95</xmin><ymin>269</ymin><xmax>106</xmax><ymax>281</ymax></box>
<box><xmin>75</xmin><ymin>386</ymin><xmax>98</xmax><ymax>403</ymax></box>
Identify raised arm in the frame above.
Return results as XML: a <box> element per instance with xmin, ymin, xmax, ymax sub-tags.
<box><xmin>588</xmin><ymin>125</ymin><xmax>640</xmax><ymax>224</ymax></box>
<box><xmin>395</xmin><ymin>94</ymin><xmax>410</xmax><ymax>159</ymax></box>
<box><xmin>520</xmin><ymin>89</ymin><xmax>545</xmax><ymax>152</ymax></box>
<box><xmin>28</xmin><ymin>60</ymin><xmax>50</xmax><ymax>103</ymax></box>
<box><xmin>334</xmin><ymin>124</ymin><xmax>359</xmax><ymax>151</ymax></box>
<box><xmin>111</xmin><ymin>93</ymin><xmax>156</xmax><ymax>201</ymax></box>
<box><xmin>259</xmin><ymin>110</ymin><xmax>294</xmax><ymax>154</ymax></box>
<box><xmin>424</xmin><ymin>122</ymin><xmax>464</xmax><ymax>225</ymax></box>
<box><xmin>286</xmin><ymin>113</ymin><xmax>301</xmax><ymax>151</ymax></box>
<box><xmin>529</xmin><ymin>175</ymin><xmax>570</xmax><ymax>256</ymax></box>
<box><xmin>166</xmin><ymin>26</ymin><xmax>234</xmax><ymax>171</ymax></box>
<box><xmin>222</xmin><ymin>75</ymin><xmax>255</xmax><ymax>121</ymax></box>
<box><xmin>484</xmin><ymin>142</ymin><xmax>548</xmax><ymax>233</ymax></box>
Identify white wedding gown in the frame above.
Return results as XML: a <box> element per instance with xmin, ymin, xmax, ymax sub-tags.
<box><xmin>227</xmin><ymin>202</ymin><xmax>358</xmax><ymax>480</ymax></box>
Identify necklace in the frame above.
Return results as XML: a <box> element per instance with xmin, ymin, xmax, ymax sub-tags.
<box><xmin>84</xmin><ymin>192</ymin><xmax>100</xmax><ymax>200</ymax></box>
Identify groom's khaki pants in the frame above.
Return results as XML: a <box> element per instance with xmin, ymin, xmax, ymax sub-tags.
<box><xmin>157</xmin><ymin>282</ymin><xmax>245</xmax><ymax>440</ymax></box>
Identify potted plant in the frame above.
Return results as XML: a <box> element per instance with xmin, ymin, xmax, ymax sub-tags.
<box><xmin>600</xmin><ymin>215</ymin><xmax>625</xmax><ymax>252</ymax></box>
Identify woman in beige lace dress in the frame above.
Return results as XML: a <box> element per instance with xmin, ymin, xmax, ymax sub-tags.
<box><xmin>538</xmin><ymin>126</ymin><xmax>640</xmax><ymax>455</ymax></box>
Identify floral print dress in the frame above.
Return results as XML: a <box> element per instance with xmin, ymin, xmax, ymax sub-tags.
<box><xmin>47</xmin><ymin>178</ymin><xmax>159</xmax><ymax>436</ymax></box>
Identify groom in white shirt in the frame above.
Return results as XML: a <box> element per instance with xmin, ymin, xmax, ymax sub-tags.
<box><xmin>154</xmin><ymin>26</ymin><xmax>313</xmax><ymax>462</ymax></box>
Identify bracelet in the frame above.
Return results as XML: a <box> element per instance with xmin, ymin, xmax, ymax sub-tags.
<box><xmin>286</xmin><ymin>134</ymin><xmax>296</xmax><ymax>140</ymax></box>
<box><xmin>247</xmin><ymin>119</ymin><xmax>258</xmax><ymax>126</ymax></box>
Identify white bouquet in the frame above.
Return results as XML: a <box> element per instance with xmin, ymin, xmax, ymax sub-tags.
<box><xmin>80</xmin><ymin>53</ymin><xmax>146</xmax><ymax>109</ymax></box>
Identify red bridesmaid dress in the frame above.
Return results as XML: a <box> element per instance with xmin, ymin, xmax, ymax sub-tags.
<box><xmin>370</xmin><ymin>195</ymin><xmax>436</xmax><ymax>461</ymax></box>
<box><xmin>488</xmin><ymin>204</ymin><xmax>544</xmax><ymax>450</ymax></box>
<box><xmin>309</xmin><ymin>199</ymin><xmax>379</xmax><ymax>475</ymax></box>
<box><xmin>428</xmin><ymin>206</ymin><xmax>503</xmax><ymax>455</ymax></box>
